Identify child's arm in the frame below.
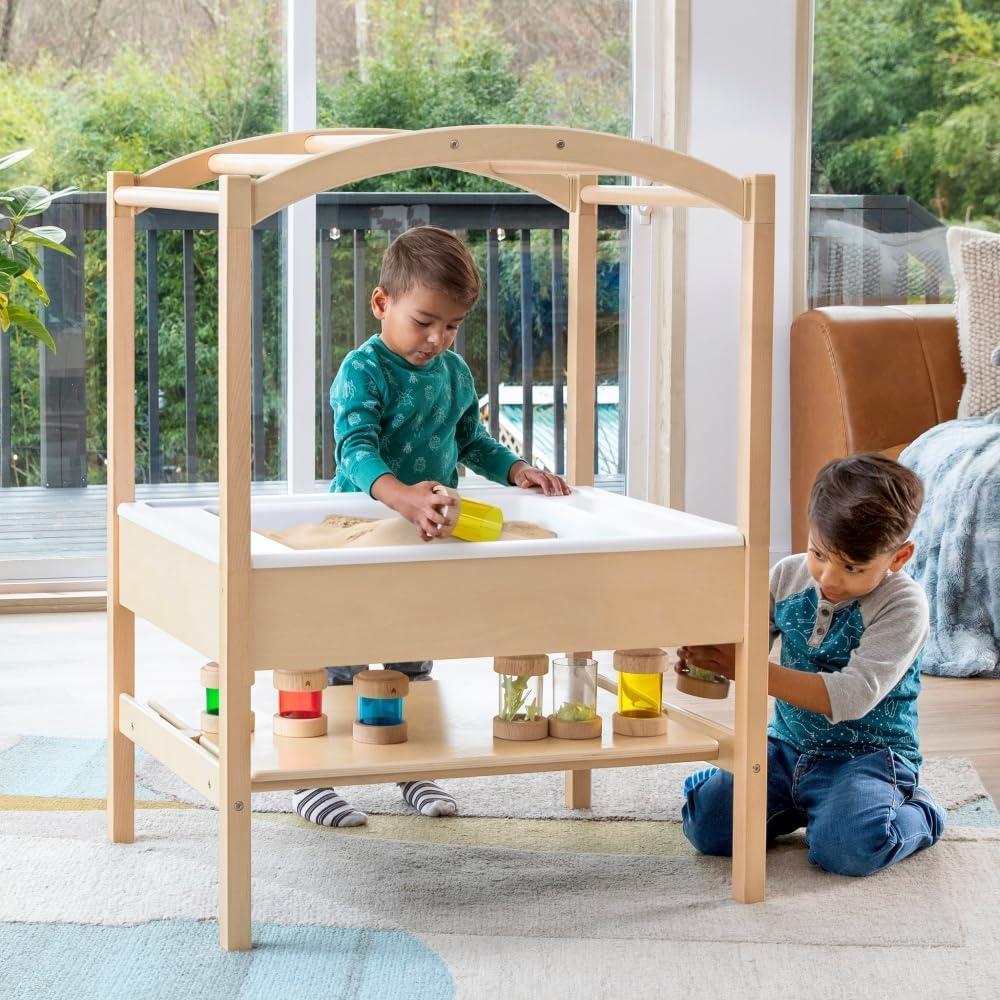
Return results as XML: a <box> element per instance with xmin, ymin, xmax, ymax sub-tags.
<box><xmin>455</xmin><ymin>400</ymin><xmax>569</xmax><ymax>495</ymax></box>
<box><xmin>676</xmin><ymin>644</ymin><xmax>833</xmax><ymax>715</ymax></box>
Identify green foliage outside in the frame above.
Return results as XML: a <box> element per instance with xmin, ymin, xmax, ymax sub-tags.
<box><xmin>0</xmin><ymin>149</ymin><xmax>75</xmax><ymax>353</ymax></box>
<box><xmin>0</xmin><ymin>0</ymin><xmax>628</xmax><ymax>487</ymax></box>
<box><xmin>813</xmin><ymin>0</ymin><xmax>999</xmax><ymax>229</ymax></box>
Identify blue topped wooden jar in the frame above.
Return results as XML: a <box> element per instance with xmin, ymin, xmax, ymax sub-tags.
<box><xmin>352</xmin><ymin>669</ymin><xmax>409</xmax><ymax>744</ymax></box>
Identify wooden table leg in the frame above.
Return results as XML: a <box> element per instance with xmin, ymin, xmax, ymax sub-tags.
<box><xmin>565</xmin><ymin>769</ymin><xmax>592</xmax><ymax>809</ymax></box>
<box><xmin>107</xmin><ymin>601</ymin><xmax>135</xmax><ymax>843</ymax></box>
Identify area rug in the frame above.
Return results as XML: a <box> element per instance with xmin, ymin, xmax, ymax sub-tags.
<box><xmin>3</xmin><ymin>735</ymin><xmax>1000</xmax><ymax>999</ymax></box>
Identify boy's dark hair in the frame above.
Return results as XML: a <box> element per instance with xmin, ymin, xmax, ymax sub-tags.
<box><xmin>807</xmin><ymin>453</ymin><xmax>924</xmax><ymax>563</ymax></box>
<box><xmin>378</xmin><ymin>226</ymin><xmax>481</xmax><ymax>308</ymax></box>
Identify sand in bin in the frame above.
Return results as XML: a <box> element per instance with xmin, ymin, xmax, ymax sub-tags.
<box><xmin>262</xmin><ymin>513</ymin><xmax>557</xmax><ymax>550</ymax></box>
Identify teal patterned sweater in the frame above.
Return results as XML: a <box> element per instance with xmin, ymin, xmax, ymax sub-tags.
<box><xmin>768</xmin><ymin>554</ymin><xmax>930</xmax><ymax>770</ymax></box>
<box><xmin>330</xmin><ymin>335</ymin><xmax>521</xmax><ymax>494</ymax></box>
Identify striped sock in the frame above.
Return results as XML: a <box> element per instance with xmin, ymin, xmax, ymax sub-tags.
<box><xmin>398</xmin><ymin>779</ymin><xmax>457</xmax><ymax>817</ymax></box>
<box><xmin>292</xmin><ymin>788</ymin><xmax>367</xmax><ymax>828</ymax></box>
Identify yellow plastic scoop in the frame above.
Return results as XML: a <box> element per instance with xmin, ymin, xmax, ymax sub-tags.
<box><xmin>432</xmin><ymin>485</ymin><xmax>504</xmax><ymax>542</ymax></box>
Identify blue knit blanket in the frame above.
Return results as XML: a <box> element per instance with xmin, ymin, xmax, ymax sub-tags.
<box><xmin>900</xmin><ymin>411</ymin><xmax>1000</xmax><ymax>677</ymax></box>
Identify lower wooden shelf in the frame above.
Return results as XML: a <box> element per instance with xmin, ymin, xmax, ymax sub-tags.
<box><xmin>246</xmin><ymin>676</ymin><xmax>720</xmax><ymax>792</ymax></box>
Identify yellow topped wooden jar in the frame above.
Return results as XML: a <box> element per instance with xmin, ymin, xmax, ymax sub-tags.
<box><xmin>613</xmin><ymin>648</ymin><xmax>668</xmax><ymax>737</ymax></box>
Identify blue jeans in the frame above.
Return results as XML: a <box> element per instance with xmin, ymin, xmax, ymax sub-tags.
<box><xmin>326</xmin><ymin>661</ymin><xmax>433</xmax><ymax>686</ymax></box>
<box><xmin>682</xmin><ymin>737</ymin><xmax>946</xmax><ymax>877</ymax></box>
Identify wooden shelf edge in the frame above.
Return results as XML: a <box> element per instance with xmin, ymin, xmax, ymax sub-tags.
<box><xmin>119</xmin><ymin>695</ymin><xmax>219</xmax><ymax>804</ymax></box>
<box><xmin>250</xmin><ymin>732</ymin><xmax>720</xmax><ymax>791</ymax></box>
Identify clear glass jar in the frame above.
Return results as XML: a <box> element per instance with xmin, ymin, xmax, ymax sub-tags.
<box><xmin>551</xmin><ymin>657</ymin><xmax>598</xmax><ymax>722</ymax></box>
<box><xmin>497</xmin><ymin>671</ymin><xmax>545</xmax><ymax>723</ymax></box>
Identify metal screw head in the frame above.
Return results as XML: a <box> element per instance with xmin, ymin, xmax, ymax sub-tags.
<box><xmin>233</xmin><ymin>800</ymin><xmax>245</xmax><ymax>812</ymax></box>
<box><xmin>556</xmin><ymin>139</ymin><xmax>566</xmax><ymax>149</ymax></box>
<box><xmin>449</xmin><ymin>139</ymin><xmax>459</xmax><ymax>149</ymax></box>
<box><xmin>752</xmin><ymin>764</ymin><xmax>761</xmax><ymax>773</ymax></box>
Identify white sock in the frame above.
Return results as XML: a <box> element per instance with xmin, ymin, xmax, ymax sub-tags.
<box><xmin>398</xmin><ymin>779</ymin><xmax>457</xmax><ymax>817</ymax></box>
<box><xmin>292</xmin><ymin>788</ymin><xmax>367</xmax><ymax>827</ymax></box>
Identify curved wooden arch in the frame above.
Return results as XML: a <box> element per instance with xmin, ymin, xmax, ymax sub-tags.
<box><xmin>251</xmin><ymin>125</ymin><xmax>747</xmax><ymax>224</ymax></box>
<box><xmin>138</xmin><ymin>127</ymin><xmax>574</xmax><ymax>212</ymax></box>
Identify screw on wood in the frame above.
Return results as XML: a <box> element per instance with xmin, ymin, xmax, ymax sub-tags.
<box><xmin>752</xmin><ymin>764</ymin><xmax>761</xmax><ymax>773</ymax></box>
<box><xmin>450</xmin><ymin>140</ymin><xmax>459</xmax><ymax>149</ymax></box>
<box><xmin>556</xmin><ymin>139</ymin><xmax>566</xmax><ymax>149</ymax></box>
<box><xmin>233</xmin><ymin>800</ymin><xmax>245</xmax><ymax>812</ymax></box>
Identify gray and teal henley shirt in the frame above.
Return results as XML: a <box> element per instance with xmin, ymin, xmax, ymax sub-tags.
<box><xmin>768</xmin><ymin>554</ymin><xmax>930</xmax><ymax>770</ymax></box>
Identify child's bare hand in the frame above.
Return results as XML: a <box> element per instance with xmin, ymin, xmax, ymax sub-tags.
<box><xmin>677</xmin><ymin>644</ymin><xmax>737</xmax><ymax>680</ymax></box>
<box><xmin>509</xmin><ymin>462</ymin><xmax>571</xmax><ymax>496</ymax></box>
<box><xmin>373</xmin><ymin>477</ymin><xmax>456</xmax><ymax>541</ymax></box>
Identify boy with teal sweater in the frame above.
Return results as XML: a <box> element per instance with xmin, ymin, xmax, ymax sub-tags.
<box><xmin>293</xmin><ymin>226</ymin><xmax>568</xmax><ymax>828</ymax></box>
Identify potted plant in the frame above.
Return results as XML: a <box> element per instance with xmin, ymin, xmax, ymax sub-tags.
<box><xmin>0</xmin><ymin>149</ymin><xmax>75</xmax><ymax>352</ymax></box>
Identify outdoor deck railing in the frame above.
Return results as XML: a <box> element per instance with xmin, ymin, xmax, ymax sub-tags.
<box><xmin>0</xmin><ymin>192</ymin><xmax>629</xmax><ymax>490</ymax></box>
<box><xmin>1</xmin><ymin>192</ymin><xmax>953</xmax><ymax>492</ymax></box>
<box><xmin>808</xmin><ymin>194</ymin><xmax>951</xmax><ymax>308</ymax></box>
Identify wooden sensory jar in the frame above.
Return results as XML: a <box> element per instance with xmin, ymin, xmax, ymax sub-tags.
<box><xmin>352</xmin><ymin>669</ymin><xmax>409</xmax><ymax>745</ymax></box>
<box><xmin>549</xmin><ymin>656</ymin><xmax>602</xmax><ymax>740</ymax></box>
<box><xmin>200</xmin><ymin>661</ymin><xmax>254</xmax><ymax>734</ymax></box>
<box><xmin>493</xmin><ymin>654</ymin><xmax>549</xmax><ymax>741</ymax></box>
<box><xmin>272</xmin><ymin>668</ymin><xmax>328</xmax><ymax>738</ymax></box>
<box><xmin>613</xmin><ymin>648</ymin><xmax>668</xmax><ymax>736</ymax></box>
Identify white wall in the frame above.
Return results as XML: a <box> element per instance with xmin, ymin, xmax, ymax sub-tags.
<box><xmin>684</xmin><ymin>0</ymin><xmax>804</xmax><ymax>563</ymax></box>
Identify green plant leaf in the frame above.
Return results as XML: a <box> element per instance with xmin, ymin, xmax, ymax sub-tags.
<box><xmin>6</xmin><ymin>303</ymin><xmax>56</xmax><ymax>352</ymax></box>
<box><xmin>0</xmin><ymin>241</ymin><xmax>34</xmax><ymax>276</ymax></box>
<box><xmin>0</xmin><ymin>149</ymin><xmax>33</xmax><ymax>173</ymax></box>
<box><xmin>16</xmin><ymin>229</ymin><xmax>74</xmax><ymax>256</ymax></box>
<box><xmin>20</xmin><ymin>271</ymin><xmax>49</xmax><ymax>305</ymax></box>
<box><xmin>0</xmin><ymin>272</ymin><xmax>12</xmax><ymax>292</ymax></box>
<box><xmin>24</xmin><ymin>224</ymin><xmax>67</xmax><ymax>245</ymax></box>
<box><xmin>4</xmin><ymin>185</ymin><xmax>52</xmax><ymax>218</ymax></box>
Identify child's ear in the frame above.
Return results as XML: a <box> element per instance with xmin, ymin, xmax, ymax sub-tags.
<box><xmin>371</xmin><ymin>286</ymin><xmax>389</xmax><ymax>320</ymax></box>
<box><xmin>889</xmin><ymin>540</ymin><xmax>915</xmax><ymax>572</ymax></box>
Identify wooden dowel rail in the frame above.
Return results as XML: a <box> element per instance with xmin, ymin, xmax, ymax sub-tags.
<box><xmin>114</xmin><ymin>187</ymin><xmax>221</xmax><ymax>213</ymax></box>
<box><xmin>579</xmin><ymin>184</ymin><xmax>716</xmax><ymax>210</ymax></box>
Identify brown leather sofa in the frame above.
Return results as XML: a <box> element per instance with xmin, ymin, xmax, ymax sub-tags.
<box><xmin>790</xmin><ymin>304</ymin><xmax>963</xmax><ymax>552</ymax></box>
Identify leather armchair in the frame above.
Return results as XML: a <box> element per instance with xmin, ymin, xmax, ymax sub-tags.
<box><xmin>790</xmin><ymin>304</ymin><xmax>962</xmax><ymax>552</ymax></box>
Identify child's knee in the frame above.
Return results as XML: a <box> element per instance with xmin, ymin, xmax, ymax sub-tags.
<box><xmin>682</xmin><ymin>767</ymin><xmax>735</xmax><ymax>856</ymax></box>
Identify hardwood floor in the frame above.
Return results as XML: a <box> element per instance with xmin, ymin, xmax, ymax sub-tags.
<box><xmin>2</xmin><ymin>611</ymin><xmax>998</xmax><ymax>801</ymax></box>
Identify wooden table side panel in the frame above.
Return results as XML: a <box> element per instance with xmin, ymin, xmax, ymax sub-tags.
<box><xmin>118</xmin><ymin>518</ymin><xmax>219</xmax><ymax>660</ymax></box>
<box><xmin>250</xmin><ymin>546</ymin><xmax>746</xmax><ymax>669</ymax></box>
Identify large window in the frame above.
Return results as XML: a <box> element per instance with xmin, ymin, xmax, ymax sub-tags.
<box><xmin>310</xmin><ymin>1</ymin><xmax>634</xmax><ymax>486</ymax></box>
<box><xmin>809</xmin><ymin>0</ymin><xmax>999</xmax><ymax>307</ymax></box>
<box><xmin>0</xmin><ymin>0</ymin><xmax>636</xmax><ymax>584</ymax></box>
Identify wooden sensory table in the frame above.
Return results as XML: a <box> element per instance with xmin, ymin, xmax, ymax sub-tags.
<box><xmin>106</xmin><ymin>125</ymin><xmax>774</xmax><ymax>951</ymax></box>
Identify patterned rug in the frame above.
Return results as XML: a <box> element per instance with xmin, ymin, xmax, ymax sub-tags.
<box><xmin>2</xmin><ymin>735</ymin><xmax>999</xmax><ymax>999</ymax></box>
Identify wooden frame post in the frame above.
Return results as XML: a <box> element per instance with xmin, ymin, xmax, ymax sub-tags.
<box><xmin>217</xmin><ymin>174</ymin><xmax>255</xmax><ymax>951</ymax></box>
<box><xmin>106</xmin><ymin>171</ymin><xmax>137</xmax><ymax>844</ymax></box>
<box><xmin>564</xmin><ymin>176</ymin><xmax>599</xmax><ymax>809</ymax></box>
<box><xmin>732</xmin><ymin>175</ymin><xmax>775</xmax><ymax>903</ymax></box>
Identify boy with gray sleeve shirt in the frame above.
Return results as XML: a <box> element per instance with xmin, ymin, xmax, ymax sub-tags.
<box><xmin>677</xmin><ymin>454</ymin><xmax>945</xmax><ymax>877</ymax></box>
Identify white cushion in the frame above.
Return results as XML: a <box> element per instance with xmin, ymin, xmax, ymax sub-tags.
<box><xmin>946</xmin><ymin>226</ymin><xmax>1000</xmax><ymax>418</ymax></box>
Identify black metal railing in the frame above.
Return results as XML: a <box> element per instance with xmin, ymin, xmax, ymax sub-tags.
<box><xmin>0</xmin><ymin>192</ymin><xmax>629</xmax><ymax>490</ymax></box>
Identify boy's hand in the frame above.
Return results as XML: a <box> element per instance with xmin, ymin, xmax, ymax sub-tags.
<box><xmin>509</xmin><ymin>461</ymin><xmax>571</xmax><ymax>496</ymax></box>
<box><xmin>677</xmin><ymin>644</ymin><xmax>737</xmax><ymax>681</ymax></box>
<box><xmin>372</xmin><ymin>477</ymin><xmax>456</xmax><ymax>542</ymax></box>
